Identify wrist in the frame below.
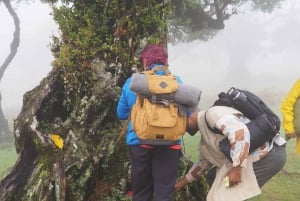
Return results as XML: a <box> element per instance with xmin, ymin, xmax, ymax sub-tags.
<box><xmin>186</xmin><ymin>173</ymin><xmax>196</xmax><ymax>183</ymax></box>
<box><xmin>233</xmin><ymin>158</ymin><xmax>247</xmax><ymax>168</ymax></box>
<box><xmin>231</xmin><ymin>165</ymin><xmax>242</xmax><ymax>170</ymax></box>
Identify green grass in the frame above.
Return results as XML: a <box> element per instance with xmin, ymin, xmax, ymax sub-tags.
<box><xmin>1</xmin><ymin>134</ymin><xmax>299</xmax><ymax>200</ymax></box>
<box><xmin>249</xmin><ymin>140</ymin><xmax>300</xmax><ymax>201</ymax></box>
<box><xmin>182</xmin><ymin>132</ymin><xmax>201</xmax><ymax>161</ymax></box>
<box><xmin>182</xmin><ymin>134</ymin><xmax>300</xmax><ymax>201</ymax></box>
<box><xmin>0</xmin><ymin>143</ymin><xmax>18</xmax><ymax>179</ymax></box>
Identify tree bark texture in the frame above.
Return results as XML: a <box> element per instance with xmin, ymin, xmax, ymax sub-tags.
<box><xmin>0</xmin><ymin>56</ymin><xmax>208</xmax><ymax>201</ymax></box>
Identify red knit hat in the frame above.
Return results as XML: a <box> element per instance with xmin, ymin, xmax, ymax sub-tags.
<box><xmin>140</xmin><ymin>44</ymin><xmax>168</xmax><ymax>67</ymax></box>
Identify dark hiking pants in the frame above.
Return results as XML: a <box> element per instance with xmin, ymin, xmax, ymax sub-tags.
<box><xmin>253</xmin><ymin>144</ymin><xmax>287</xmax><ymax>187</ymax></box>
<box><xmin>129</xmin><ymin>145</ymin><xmax>180</xmax><ymax>201</ymax></box>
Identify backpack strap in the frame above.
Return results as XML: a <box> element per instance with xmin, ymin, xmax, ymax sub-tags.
<box><xmin>204</xmin><ymin>106</ymin><xmax>246</xmax><ymax>135</ymax></box>
<box><xmin>143</xmin><ymin>66</ymin><xmax>171</xmax><ymax>75</ymax></box>
<box><xmin>204</xmin><ymin>107</ymin><xmax>232</xmax><ymax>161</ymax></box>
<box><xmin>204</xmin><ymin>108</ymin><xmax>223</xmax><ymax>135</ymax></box>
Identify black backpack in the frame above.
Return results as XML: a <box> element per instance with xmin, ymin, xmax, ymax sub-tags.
<box><xmin>206</xmin><ymin>87</ymin><xmax>281</xmax><ymax>155</ymax></box>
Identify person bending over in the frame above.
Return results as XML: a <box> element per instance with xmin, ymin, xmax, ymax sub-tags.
<box><xmin>175</xmin><ymin>106</ymin><xmax>287</xmax><ymax>201</ymax></box>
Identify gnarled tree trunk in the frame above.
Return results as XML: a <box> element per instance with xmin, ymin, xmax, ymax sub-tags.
<box><xmin>0</xmin><ymin>58</ymin><xmax>207</xmax><ymax>201</ymax></box>
<box><xmin>0</xmin><ymin>59</ymin><xmax>131</xmax><ymax>200</ymax></box>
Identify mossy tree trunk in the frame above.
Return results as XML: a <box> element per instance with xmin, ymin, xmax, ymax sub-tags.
<box><xmin>1</xmin><ymin>0</ymin><xmax>283</xmax><ymax>200</ymax></box>
<box><xmin>0</xmin><ymin>1</ymin><xmax>208</xmax><ymax>200</ymax></box>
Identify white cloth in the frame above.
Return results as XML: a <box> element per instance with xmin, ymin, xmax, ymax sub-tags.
<box><xmin>207</xmin><ymin>159</ymin><xmax>261</xmax><ymax>201</ymax></box>
<box><xmin>197</xmin><ymin>107</ymin><xmax>262</xmax><ymax>201</ymax></box>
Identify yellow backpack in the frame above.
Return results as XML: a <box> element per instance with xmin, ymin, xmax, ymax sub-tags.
<box><xmin>130</xmin><ymin>66</ymin><xmax>187</xmax><ymax>145</ymax></box>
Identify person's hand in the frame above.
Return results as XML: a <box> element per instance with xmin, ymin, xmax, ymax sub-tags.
<box><xmin>285</xmin><ymin>132</ymin><xmax>297</xmax><ymax>140</ymax></box>
<box><xmin>227</xmin><ymin>166</ymin><xmax>242</xmax><ymax>187</ymax></box>
<box><xmin>175</xmin><ymin>177</ymin><xmax>189</xmax><ymax>192</ymax></box>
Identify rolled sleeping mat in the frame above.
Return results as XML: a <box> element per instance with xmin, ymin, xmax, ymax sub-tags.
<box><xmin>130</xmin><ymin>73</ymin><xmax>151</xmax><ymax>97</ymax></box>
<box><xmin>130</xmin><ymin>73</ymin><xmax>202</xmax><ymax>108</ymax></box>
<box><xmin>175</xmin><ymin>84</ymin><xmax>202</xmax><ymax>108</ymax></box>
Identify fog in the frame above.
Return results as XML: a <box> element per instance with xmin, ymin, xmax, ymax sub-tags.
<box><xmin>169</xmin><ymin>1</ymin><xmax>300</xmax><ymax>90</ymax></box>
<box><xmin>168</xmin><ymin>1</ymin><xmax>300</xmax><ymax>108</ymax></box>
<box><xmin>0</xmin><ymin>1</ymin><xmax>57</xmax><ymax>125</ymax></box>
<box><xmin>1</xmin><ymin>0</ymin><xmax>300</xmax><ymax>126</ymax></box>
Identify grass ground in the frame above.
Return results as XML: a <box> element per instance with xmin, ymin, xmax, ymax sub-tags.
<box><xmin>0</xmin><ymin>143</ymin><xmax>17</xmax><ymax>179</ymax></box>
<box><xmin>249</xmin><ymin>139</ymin><xmax>300</xmax><ymax>201</ymax></box>
<box><xmin>182</xmin><ymin>134</ymin><xmax>300</xmax><ymax>201</ymax></box>
<box><xmin>1</xmin><ymin>135</ymin><xmax>299</xmax><ymax>200</ymax></box>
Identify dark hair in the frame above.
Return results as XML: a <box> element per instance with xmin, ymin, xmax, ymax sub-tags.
<box><xmin>140</xmin><ymin>44</ymin><xmax>168</xmax><ymax>67</ymax></box>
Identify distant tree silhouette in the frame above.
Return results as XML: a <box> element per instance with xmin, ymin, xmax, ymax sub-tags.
<box><xmin>0</xmin><ymin>0</ymin><xmax>20</xmax><ymax>143</ymax></box>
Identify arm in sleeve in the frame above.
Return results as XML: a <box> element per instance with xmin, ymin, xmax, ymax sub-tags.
<box><xmin>185</xmin><ymin>159</ymin><xmax>212</xmax><ymax>183</ymax></box>
<box><xmin>175</xmin><ymin>158</ymin><xmax>211</xmax><ymax>191</ymax></box>
<box><xmin>117</xmin><ymin>78</ymin><xmax>135</xmax><ymax>120</ymax></box>
<box><xmin>281</xmin><ymin>79</ymin><xmax>300</xmax><ymax>134</ymax></box>
<box><xmin>175</xmin><ymin>76</ymin><xmax>183</xmax><ymax>84</ymax></box>
<box><xmin>215</xmin><ymin>114</ymin><xmax>250</xmax><ymax>167</ymax></box>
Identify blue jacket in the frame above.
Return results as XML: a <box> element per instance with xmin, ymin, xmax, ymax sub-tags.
<box><xmin>117</xmin><ymin>66</ymin><xmax>183</xmax><ymax>145</ymax></box>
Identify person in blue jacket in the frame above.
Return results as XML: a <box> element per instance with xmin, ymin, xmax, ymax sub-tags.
<box><xmin>117</xmin><ymin>44</ymin><xmax>184</xmax><ymax>201</ymax></box>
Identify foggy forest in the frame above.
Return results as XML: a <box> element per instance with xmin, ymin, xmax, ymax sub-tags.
<box><xmin>0</xmin><ymin>0</ymin><xmax>300</xmax><ymax>200</ymax></box>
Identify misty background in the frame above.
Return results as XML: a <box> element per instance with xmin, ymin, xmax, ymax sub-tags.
<box><xmin>1</xmin><ymin>0</ymin><xmax>300</xmax><ymax>130</ymax></box>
